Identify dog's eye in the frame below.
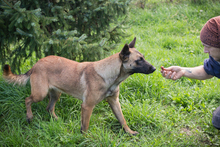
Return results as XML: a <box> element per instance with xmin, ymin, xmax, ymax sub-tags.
<box><xmin>135</xmin><ymin>57</ymin><xmax>144</xmax><ymax>65</ymax></box>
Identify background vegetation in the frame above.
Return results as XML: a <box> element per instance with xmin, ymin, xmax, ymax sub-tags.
<box><xmin>1</xmin><ymin>0</ymin><xmax>220</xmax><ymax>146</ymax></box>
<box><xmin>0</xmin><ymin>0</ymin><xmax>130</xmax><ymax>73</ymax></box>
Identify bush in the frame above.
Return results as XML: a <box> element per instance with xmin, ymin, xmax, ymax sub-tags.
<box><xmin>0</xmin><ymin>0</ymin><xmax>130</xmax><ymax>73</ymax></box>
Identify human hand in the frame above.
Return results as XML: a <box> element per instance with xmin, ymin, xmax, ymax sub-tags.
<box><xmin>160</xmin><ymin>66</ymin><xmax>185</xmax><ymax>80</ymax></box>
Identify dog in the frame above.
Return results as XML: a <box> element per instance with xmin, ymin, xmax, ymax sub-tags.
<box><xmin>3</xmin><ymin>37</ymin><xmax>156</xmax><ymax>135</ymax></box>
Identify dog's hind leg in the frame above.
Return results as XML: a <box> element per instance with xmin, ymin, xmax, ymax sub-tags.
<box><xmin>25</xmin><ymin>96</ymin><xmax>34</xmax><ymax>123</ymax></box>
<box><xmin>47</xmin><ymin>89</ymin><xmax>61</xmax><ymax>119</ymax></box>
<box><xmin>26</xmin><ymin>73</ymin><xmax>49</xmax><ymax>123</ymax></box>
<box><xmin>25</xmin><ymin>91</ymin><xmax>48</xmax><ymax>123</ymax></box>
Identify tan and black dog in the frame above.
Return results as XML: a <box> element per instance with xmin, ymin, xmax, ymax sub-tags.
<box><xmin>3</xmin><ymin>37</ymin><xmax>156</xmax><ymax>135</ymax></box>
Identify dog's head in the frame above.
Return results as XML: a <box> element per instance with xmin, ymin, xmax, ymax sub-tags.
<box><xmin>119</xmin><ymin>37</ymin><xmax>156</xmax><ymax>75</ymax></box>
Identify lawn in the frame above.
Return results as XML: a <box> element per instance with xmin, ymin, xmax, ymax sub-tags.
<box><xmin>1</xmin><ymin>0</ymin><xmax>220</xmax><ymax>146</ymax></box>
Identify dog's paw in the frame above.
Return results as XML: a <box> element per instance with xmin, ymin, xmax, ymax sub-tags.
<box><xmin>26</xmin><ymin>118</ymin><xmax>31</xmax><ymax>124</ymax></box>
<box><xmin>126</xmin><ymin>129</ymin><xmax>139</xmax><ymax>136</ymax></box>
<box><xmin>26</xmin><ymin>116</ymin><xmax>33</xmax><ymax>124</ymax></box>
<box><xmin>131</xmin><ymin>131</ymin><xmax>139</xmax><ymax>136</ymax></box>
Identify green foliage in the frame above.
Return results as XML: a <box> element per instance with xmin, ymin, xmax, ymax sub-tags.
<box><xmin>0</xmin><ymin>0</ymin><xmax>130</xmax><ymax>73</ymax></box>
<box><xmin>1</xmin><ymin>0</ymin><xmax>220</xmax><ymax>146</ymax></box>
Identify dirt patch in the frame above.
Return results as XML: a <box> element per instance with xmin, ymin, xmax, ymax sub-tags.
<box><xmin>180</xmin><ymin>126</ymin><xmax>192</xmax><ymax>136</ymax></box>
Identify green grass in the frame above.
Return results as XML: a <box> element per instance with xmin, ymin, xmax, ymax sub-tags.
<box><xmin>1</xmin><ymin>0</ymin><xmax>220</xmax><ymax>146</ymax></box>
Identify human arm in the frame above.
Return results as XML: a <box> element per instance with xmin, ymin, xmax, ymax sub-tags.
<box><xmin>161</xmin><ymin>65</ymin><xmax>213</xmax><ymax>80</ymax></box>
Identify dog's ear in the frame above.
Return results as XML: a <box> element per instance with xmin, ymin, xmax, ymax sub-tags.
<box><xmin>128</xmin><ymin>37</ymin><xmax>136</xmax><ymax>48</ymax></box>
<box><xmin>119</xmin><ymin>44</ymin><xmax>130</xmax><ymax>62</ymax></box>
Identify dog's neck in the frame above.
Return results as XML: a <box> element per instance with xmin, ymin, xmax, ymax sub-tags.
<box><xmin>94</xmin><ymin>53</ymin><xmax>129</xmax><ymax>86</ymax></box>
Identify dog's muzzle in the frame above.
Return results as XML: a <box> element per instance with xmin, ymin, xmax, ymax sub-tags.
<box><xmin>149</xmin><ymin>66</ymin><xmax>156</xmax><ymax>74</ymax></box>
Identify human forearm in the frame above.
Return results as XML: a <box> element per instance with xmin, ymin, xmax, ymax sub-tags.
<box><xmin>181</xmin><ymin>66</ymin><xmax>213</xmax><ymax>80</ymax></box>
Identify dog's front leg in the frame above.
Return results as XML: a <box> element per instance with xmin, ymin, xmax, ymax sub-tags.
<box><xmin>107</xmin><ymin>95</ymin><xmax>139</xmax><ymax>135</ymax></box>
<box><xmin>81</xmin><ymin>103</ymin><xmax>95</xmax><ymax>133</ymax></box>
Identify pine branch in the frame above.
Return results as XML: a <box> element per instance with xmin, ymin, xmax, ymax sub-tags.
<box><xmin>2</xmin><ymin>0</ymin><xmax>19</xmax><ymax>11</ymax></box>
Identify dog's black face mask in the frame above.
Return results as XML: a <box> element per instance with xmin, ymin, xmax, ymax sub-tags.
<box><xmin>119</xmin><ymin>37</ymin><xmax>156</xmax><ymax>75</ymax></box>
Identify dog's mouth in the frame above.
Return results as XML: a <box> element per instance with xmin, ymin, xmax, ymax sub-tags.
<box><xmin>129</xmin><ymin>66</ymin><xmax>156</xmax><ymax>75</ymax></box>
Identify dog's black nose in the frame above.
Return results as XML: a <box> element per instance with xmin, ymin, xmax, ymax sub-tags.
<box><xmin>149</xmin><ymin>66</ymin><xmax>156</xmax><ymax>73</ymax></box>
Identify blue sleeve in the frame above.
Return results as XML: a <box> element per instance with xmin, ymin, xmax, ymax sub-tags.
<box><xmin>203</xmin><ymin>56</ymin><xmax>220</xmax><ymax>78</ymax></box>
<box><xmin>204</xmin><ymin>58</ymin><xmax>214</xmax><ymax>76</ymax></box>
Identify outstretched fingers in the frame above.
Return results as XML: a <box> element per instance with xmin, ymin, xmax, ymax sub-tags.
<box><xmin>161</xmin><ymin>66</ymin><xmax>181</xmax><ymax>80</ymax></box>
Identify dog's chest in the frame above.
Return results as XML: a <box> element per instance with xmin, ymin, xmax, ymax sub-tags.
<box><xmin>106</xmin><ymin>87</ymin><xmax>117</xmax><ymax>97</ymax></box>
<box><xmin>105</xmin><ymin>75</ymin><xmax>127</xmax><ymax>97</ymax></box>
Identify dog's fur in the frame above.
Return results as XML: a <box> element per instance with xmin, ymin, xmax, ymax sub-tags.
<box><xmin>3</xmin><ymin>37</ymin><xmax>155</xmax><ymax>135</ymax></box>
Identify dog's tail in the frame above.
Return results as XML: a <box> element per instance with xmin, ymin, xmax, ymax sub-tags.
<box><xmin>3</xmin><ymin>64</ymin><xmax>32</xmax><ymax>86</ymax></box>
